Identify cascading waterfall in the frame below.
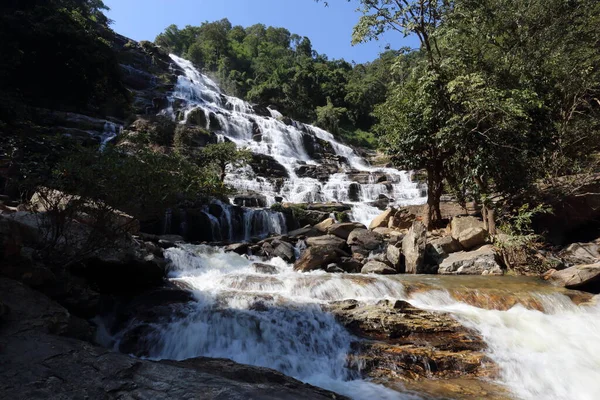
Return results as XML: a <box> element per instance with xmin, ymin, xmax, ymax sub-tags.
<box><xmin>132</xmin><ymin>244</ymin><xmax>600</xmax><ymax>400</ymax></box>
<box><xmin>165</xmin><ymin>54</ymin><xmax>426</xmax><ymax>229</ymax></box>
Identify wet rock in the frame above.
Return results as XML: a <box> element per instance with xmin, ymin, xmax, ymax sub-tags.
<box><xmin>361</xmin><ymin>261</ymin><xmax>397</xmax><ymax>275</ymax></box>
<box><xmin>545</xmin><ymin>263</ymin><xmax>600</xmax><ymax>292</ymax></box>
<box><xmin>347</xmin><ymin>229</ymin><xmax>384</xmax><ymax>255</ymax></box>
<box><xmin>252</xmin><ymin>263</ymin><xmax>278</xmax><ymax>274</ymax></box>
<box><xmin>339</xmin><ymin>257</ymin><xmax>363</xmax><ymax>273</ymax></box>
<box><xmin>326</xmin><ymin>264</ymin><xmax>345</xmax><ymax>273</ymax></box>
<box><xmin>458</xmin><ymin>227</ymin><xmax>489</xmax><ymax>250</ymax></box>
<box><xmin>271</xmin><ymin>240</ymin><xmax>295</xmax><ymax>263</ymax></box>
<box><xmin>287</xmin><ymin>226</ymin><xmax>321</xmax><ymax>239</ymax></box>
<box><xmin>439</xmin><ymin>245</ymin><xmax>503</xmax><ymax>275</ymax></box>
<box><xmin>307</xmin><ymin>234</ymin><xmax>347</xmax><ymax>250</ymax></box>
<box><xmin>249</xmin><ymin>154</ymin><xmax>289</xmax><ymax>179</ymax></box>
<box><xmin>225</xmin><ymin>242</ymin><xmax>250</xmax><ymax>255</ymax></box>
<box><xmin>314</xmin><ymin>218</ymin><xmax>335</xmax><ymax>233</ymax></box>
<box><xmin>326</xmin><ymin>300</ymin><xmax>493</xmax><ymax>381</ymax></box>
<box><xmin>294</xmin><ymin>245</ymin><xmax>347</xmax><ymax>272</ymax></box>
<box><xmin>186</xmin><ymin>107</ymin><xmax>208</xmax><ymax>127</ymax></box>
<box><xmin>158</xmin><ymin>234</ymin><xmax>185</xmax><ymax>249</ymax></box>
<box><xmin>402</xmin><ymin>221</ymin><xmax>427</xmax><ymax>274</ymax></box>
<box><xmin>369</xmin><ymin>208</ymin><xmax>395</xmax><ymax>230</ymax></box>
<box><xmin>348</xmin><ymin>183</ymin><xmax>361</xmax><ymax>202</ymax></box>
<box><xmin>233</xmin><ymin>193</ymin><xmax>267</xmax><ymax>208</ymax></box>
<box><xmin>451</xmin><ymin>216</ymin><xmax>485</xmax><ymax>240</ymax></box>
<box><xmin>328</xmin><ymin>222</ymin><xmax>367</xmax><ymax>240</ymax></box>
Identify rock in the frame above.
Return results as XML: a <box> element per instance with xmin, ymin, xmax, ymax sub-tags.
<box><xmin>347</xmin><ymin>229</ymin><xmax>384</xmax><ymax>255</ymax></box>
<box><xmin>388</xmin><ymin>208</ymin><xmax>417</xmax><ymax>229</ymax></box>
<box><xmin>438</xmin><ymin>245</ymin><xmax>503</xmax><ymax>275</ymax></box>
<box><xmin>186</xmin><ymin>107</ymin><xmax>208</xmax><ymax>127</ymax></box>
<box><xmin>158</xmin><ymin>234</ymin><xmax>185</xmax><ymax>249</ymax></box>
<box><xmin>430</xmin><ymin>236</ymin><xmax>462</xmax><ymax>255</ymax></box>
<box><xmin>450</xmin><ymin>216</ymin><xmax>485</xmax><ymax>239</ymax></box>
<box><xmin>348</xmin><ymin>183</ymin><xmax>361</xmax><ymax>202</ymax></box>
<box><xmin>327</xmin><ymin>222</ymin><xmax>367</xmax><ymax>240</ymax></box>
<box><xmin>339</xmin><ymin>257</ymin><xmax>363</xmax><ymax>273</ymax></box>
<box><xmin>326</xmin><ymin>264</ymin><xmax>345</xmax><ymax>273</ymax></box>
<box><xmin>252</xmin><ymin>263</ymin><xmax>279</xmax><ymax>274</ymax></box>
<box><xmin>369</xmin><ymin>208</ymin><xmax>395</xmax><ymax>230</ymax></box>
<box><xmin>271</xmin><ymin>240</ymin><xmax>295</xmax><ymax>263</ymax></box>
<box><xmin>294</xmin><ymin>245</ymin><xmax>345</xmax><ymax>272</ymax></box>
<box><xmin>325</xmin><ymin>300</ymin><xmax>493</xmax><ymax>382</ymax></box>
<box><xmin>545</xmin><ymin>263</ymin><xmax>600</xmax><ymax>292</ymax></box>
<box><xmin>361</xmin><ymin>261</ymin><xmax>397</xmax><ymax>275</ymax></box>
<box><xmin>373</xmin><ymin>227</ymin><xmax>393</xmax><ymax>237</ymax></box>
<box><xmin>402</xmin><ymin>221</ymin><xmax>427</xmax><ymax>274</ymax></box>
<box><xmin>314</xmin><ymin>218</ymin><xmax>335</xmax><ymax>233</ymax></box>
<box><xmin>233</xmin><ymin>193</ymin><xmax>267</xmax><ymax>208</ymax></box>
<box><xmin>458</xmin><ymin>227</ymin><xmax>489</xmax><ymax>250</ymax></box>
<box><xmin>225</xmin><ymin>242</ymin><xmax>249</xmax><ymax>255</ymax></box>
<box><xmin>559</xmin><ymin>242</ymin><xmax>600</xmax><ymax>266</ymax></box>
<box><xmin>306</xmin><ymin>234</ymin><xmax>347</xmax><ymax>250</ymax></box>
<box><xmin>249</xmin><ymin>154</ymin><xmax>289</xmax><ymax>179</ymax></box>
<box><xmin>287</xmin><ymin>226</ymin><xmax>321</xmax><ymax>239</ymax></box>
<box><xmin>0</xmin><ymin>281</ymin><xmax>345</xmax><ymax>400</ymax></box>
<box><xmin>386</xmin><ymin>244</ymin><xmax>404</xmax><ymax>271</ymax></box>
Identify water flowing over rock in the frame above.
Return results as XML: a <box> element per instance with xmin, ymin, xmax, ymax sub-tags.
<box><xmin>163</xmin><ymin>54</ymin><xmax>426</xmax><ymax>235</ymax></box>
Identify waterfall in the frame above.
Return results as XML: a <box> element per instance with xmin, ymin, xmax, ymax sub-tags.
<box><xmin>166</xmin><ymin>54</ymin><xmax>427</xmax><ymax>230</ymax></box>
<box><xmin>127</xmin><ymin>244</ymin><xmax>600</xmax><ymax>400</ymax></box>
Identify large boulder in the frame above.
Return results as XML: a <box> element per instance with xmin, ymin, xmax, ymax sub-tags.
<box><xmin>314</xmin><ymin>218</ymin><xmax>335</xmax><ymax>233</ymax></box>
<box><xmin>369</xmin><ymin>208</ymin><xmax>395</xmax><ymax>230</ymax></box>
<box><xmin>339</xmin><ymin>257</ymin><xmax>363</xmax><ymax>273</ymax></box>
<box><xmin>388</xmin><ymin>208</ymin><xmax>418</xmax><ymax>230</ymax></box>
<box><xmin>450</xmin><ymin>216</ymin><xmax>485</xmax><ymax>239</ymax></box>
<box><xmin>361</xmin><ymin>261</ymin><xmax>397</xmax><ymax>275</ymax></box>
<box><xmin>347</xmin><ymin>229</ymin><xmax>383</xmax><ymax>256</ymax></box>
<box><xmin>457</xmin><ymin>227</ymin><xmax>489</xmax><ymax>250</ymax></box>
<box><xmin>559</xmin><ymin>242</ymin><xmax>600</xmax><ymax>266</ymax></box>
<box><xmin>402</xmin><ymin>221</ymin><xmax>427</xmax><ymax>274</ymax></box>
<box><xmin>438</xmin><ymin>245</ymin><xmax>503</xmax><ymax>275</ymax></box>
<box><xmin>306</xmin><ymin>234</ymin><xmax>347</xmax><ymax>250</ymax></box>
<box><xmin>294</xmin><ymin>245</ymin><xmax>345</xmax><ymax>272</ymax></box>
<box><xmin>328</xmin><ymin>222</ymin><xmax>367</xmax><ymax>240</ymax></box>
<box><xmin>545</xmin><ymin>263</ymin><xmax>600</xmax><ymax>292</ymax></box>
<box><xmin>271</xmin><ymin>239</ymin><xmax>296</xmax><ymax>263</ymax></box>
<box><xmin>429</xmin><ymin>236</ymin><xmax>462</xmax><ymax>255</ymax></box>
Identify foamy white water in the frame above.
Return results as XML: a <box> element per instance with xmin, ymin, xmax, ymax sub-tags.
<box><xmin>165</xmin><ymin>55</ymin><xmax>426</xmax><ymax>228</ymax></box>
<box><xmin>138</xmin><ymin>245</ymin><xmax>600</xmax><ymax>400</ymax></box>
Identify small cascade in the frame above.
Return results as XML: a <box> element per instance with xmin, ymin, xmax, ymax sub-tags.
<box><xmin>164</xmin><ymin>54</ymin><xmax>427</xmax><ymax>231</ymax></box>
<box><xmin>99</xmin><ymin>121</ymin><xmax>122</xmax><ymax>150</ymax></box>
<box><xmin>129</xmin><ymin>244</ymin><xmax>600</xmax><ymax>400</ymax></box>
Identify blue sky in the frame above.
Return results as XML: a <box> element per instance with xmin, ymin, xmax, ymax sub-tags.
<box><xmin>104</xmin><ymin>0</ymin><xmax>418</xmax><ymax>64</ymax></box>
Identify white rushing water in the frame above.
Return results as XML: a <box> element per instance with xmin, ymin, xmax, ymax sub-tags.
<box><xmin>164</xmin><ymin>55</ymin><xmax>426</xmax><ymax>228</ymax></box>
<box><xmin>133</xmin><ymin>245</ymin><xmax>600</xmax><ymax>400</ymax></box>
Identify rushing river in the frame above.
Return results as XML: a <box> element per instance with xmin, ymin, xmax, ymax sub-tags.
<box><xmin>123</xmin><ymin>245</ymin><xmax>600</xmax><ymax>400</ymax></box>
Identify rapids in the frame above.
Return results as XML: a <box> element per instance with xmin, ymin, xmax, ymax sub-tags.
<box><xmin>129</xmin><ymin>245</ymin><xmax>600</xmax><ymax>400</ymax></box>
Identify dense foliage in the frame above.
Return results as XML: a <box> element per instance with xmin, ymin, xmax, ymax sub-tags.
<box><xmin>0</xmin><ymin>0</ymin><xmax>130</xmax><ymax>121</ymax></box>
<box><xmin>327</xmin><ymin>0</ymin><xmax>600</xmax><ymax>227</ymax></box>
<box><xmin>154</xmin><ymin>19</ymin><xmax>396</xmax><ymax>144</ymax></box>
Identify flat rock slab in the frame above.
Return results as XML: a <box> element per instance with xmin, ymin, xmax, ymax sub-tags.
<box><xmin>438</xmin><ymin>245</ymin><xmax>503</xmax><ymax>275</ymax></box>
<box><xmin>546</xmin><ymin>263</ymin><xmax>600</xmax><ymax>291</ymax></box>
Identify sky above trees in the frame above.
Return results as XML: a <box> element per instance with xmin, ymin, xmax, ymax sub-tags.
<box><xmin>104</xmin><ymin>0</ymin><xmax>418</xmax><ymax>63</ymax></box>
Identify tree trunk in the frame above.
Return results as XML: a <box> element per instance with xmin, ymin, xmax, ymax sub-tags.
<box><xmin>425</xmin><ymin>164</ymin><xmax>443</xmax><ymax>230</ymax></box>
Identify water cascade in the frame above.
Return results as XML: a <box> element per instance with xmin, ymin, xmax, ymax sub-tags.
<box><xmin>129</xmin><ymin>245</ymin><xmax>600</xmax><ymax>400</ymax></box>
<box><xmin>163</xmin><ymin>55</ymin><xmax>426</xmax><ymax>233</ymax></box>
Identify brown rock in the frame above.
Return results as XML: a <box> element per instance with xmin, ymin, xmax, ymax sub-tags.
<box><xmin>388</xmin><ymin>207</ymin><xmax>417</xmax><ymax>229</ymax></box>
<box><xmin>306</xmin><ymin>234</ymin><xmax>347</xmax><ymax>249</ymax></box>
<box><xmin>369</xmin><ymin>208</ymin><xmax>395</xmax><ymax>230</ymax></box>
<box><xmin>450</xmin><ymin>216</ymin><xmax>485</xmax><ymax>239</ymax></box>
<box><xmin>314</xmin><ymin>217</ymin><xmax>335</xmax><ymax>233</ymax></box>
<box><xmin>546</xmin><ymin>263</ymin><xmax>600</xmax><ymax>292</ymax></box>
<box><xmin>327</xmin><ymin>222</ymin><xmax>367</xmax><ymax>240</ymax></box>
<box><xmin>361</xmin><ymin>261</ymin><xmax>397</xmax><ymax>275</ymax></box>
<box><xmin>293</xmin><ymin>246</ymin><xmax>344</xmax><ymax>272</ymax></box>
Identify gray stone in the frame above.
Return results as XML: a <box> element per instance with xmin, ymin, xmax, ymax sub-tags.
<box><xmin>429</xmin><ymin>236</ymin><xmax>462</xmax><ymax>254</ymax></box>
<box><xmin>450</xmin><ymin>216</ymin><xmax>485</xmax><ymax>239</ymax></box>
<box><xmin>306</xmin><ymin>234</ymin><xmax>347</xmax><ymax>249</ymax></box>
<box><xmin>402</xmin><ymin>221</ymin><xmax>427</xmax><ymax>274</ymax></box>
<box><xmin>326</xmin><ymin>264</ymin><xmax>345</xmax><ymax>273</ymax></box>
<box><xmin>457</xmin><ymin>227</ymin><xmax>489</xmax><ymax>250</ymax></box>
<box><xmin>361</xmin><ymin>261</ymin><xmax>397</xmax><ymax>275</ymax></box>
<box><xmin>545</xmin><ymin>263</ymin><xmax>600</xmax><ymax>291</ymax></box>
<box><xmin>347</xmin><ymin>229</ymin><xmax>383</xmax><ymax>252</ymax></box>
<box><xmin>559</xmin><ymin>242</ymin><xmax>600</xmax><ymax>266</ymax></box>
<box><xmin>386</xmin><ymin>244</ymin><xmax>403</xmax><ymax>271</ymax></box>
<box><xmin>339</xmin><ymin>257</ymin><xmax>363</xmax><ymax>273</ymax></box>
<box><xmin>252</xmin><ymin>263</ymin><xmax>278</xmax><ymax>274</ymax></box>
<box><xmin>225</xmin><ymin>242</ymin><xmax>250</xmax><ymax>255</ymax></box>
<box><xmin>438</xmin><ymin>245</ymin><xmax>503</xmax><ymax>275</ymax></box>
<box><xmin>271</xmin><ymin>240</ymin><xmax>296</xmax><ymax>263</ymax></box>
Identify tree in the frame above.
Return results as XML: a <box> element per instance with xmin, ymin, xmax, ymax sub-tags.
<box><xmin>200</xmin><ymin>142</ymin><xmax>251</xmax><ymax>182</ymax></box>
<box><xmin>316</xmin><ymin>97</ymin><xmax>347</xmax><ymax>134</ymax></box>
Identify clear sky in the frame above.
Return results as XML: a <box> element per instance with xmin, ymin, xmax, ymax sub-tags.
<box><xmin>104</xmin><ymin>0</ymin><xmax>418</xmax><ymax>64</ymax></box>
